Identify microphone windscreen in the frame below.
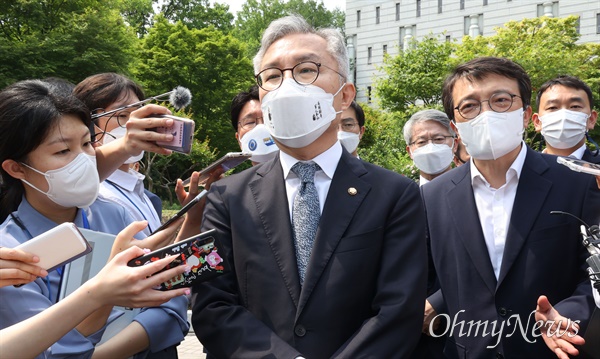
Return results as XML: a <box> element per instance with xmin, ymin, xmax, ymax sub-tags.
<box><xmin>170</xmin><ymin>86</ymin><xmax>192</xmax><ymax>110</ymax></box>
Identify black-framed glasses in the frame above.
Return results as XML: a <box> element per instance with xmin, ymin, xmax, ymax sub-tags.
<box><xmin>239</xmin><ymin>116</ymin><xmax>263</xmax><ymax>131</ymax></box>
<box><xmin>255</xmin><ymin>61</ymin><xmax>344</xmax><ymax>91</ymax></box>
<box><xmin>90</xmin><ymin>106</ymin><xmax>140</xmax><ymax>143</ymax></box>
<box><xmin>409</xmin><ymin>135</ymin><xmax>455</xmax><ymax>148</ymax></box>
<box><xmin>454</xmin><ymin>91</ymin><xmax>522</xmax><ymax>120</ymax></box>
<box><xmin>339</xmin><ymin>118</ymin><xmax>359</xmax><ymax>132</ymax></box>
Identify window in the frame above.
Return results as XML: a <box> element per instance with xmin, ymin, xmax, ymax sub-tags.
<box><xmin>383</xmin><ymin>44</ymin><xmax>388</xmax><ymax>55</ymax></box>
<box><xmin>464</xmin><ymin>14</ymin><xmax>483</xmax><ymax>36</ymax></box>
<box><xmin>483</xmin><ymin>0</ymin><xmax>488</xmax><ymax>5</ymax></box>
<box><xmin>416</xmin><ymin>0</ymin><xmax>421</xmax><ymax>17</ymax></box>
<box><xmin>537</xmin><ymin>2</ymin><xmax>558</xmax><ymax>18</ymax></box>
<box><xmin>396</xmin><ymin>3</ymin><xmax>400</xmax><ymax>21</ymax></box>
<box><xmin>357</xmin><ymin>10</ymin><xmax>361</xmax><ymax>27</ymax></box>
<box><xmin>460</xmin><ymin>0</ymin><xmax>465</xmax><ymax>10</ymax></box>
<box><xmin>597</xmin><ymin>13</ymin><xmax>600</xmax><ymax>34</ymax></box>
<box><xmin>367</xmin><ymin>86</ymin><xmax>372</xmax><ymax>104</ymax></box>
<box><xmin>438</xmin><ymin>0</ymin><xmax>443</xmax><ymax>13</ymax></box>
<box><xmin>368</xmin><ymin>47</ymin><xmax>372</xmax><ymax>64</ymax></box>
<box><xmin>445</xmin><ymin>35</ymin><xmax>451</xmax><ymax>42</ymax></box>
<box><xmin>376</xmin><ymin>6</ymin><xmax>380</xmax><ymax>24</ymax></box>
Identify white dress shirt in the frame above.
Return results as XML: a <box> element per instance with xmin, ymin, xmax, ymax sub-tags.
<box><xmin>99</xmin><ymin>169</ymin><xmax>162</xmax><ymax>236</ymax></box>
<box><xmin>280</xmin><ymin>141</ymin><xmax>342</xmax><ymax>222</ymax></box>
<box><xmin>419</xmin><ymin>175</ymin><xmax>430</xmax><ymax>187</ymax></box>
<box><xmin>470</xmin><ymin>142</ymin><xmax>527</xmax><ymax>279</ymax></box>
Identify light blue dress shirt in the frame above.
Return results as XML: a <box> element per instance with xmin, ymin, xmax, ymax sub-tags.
<box><xmin>0</xmin><ymin>197</ymin><xmax>189</xmax><ymax>359</ymax></box>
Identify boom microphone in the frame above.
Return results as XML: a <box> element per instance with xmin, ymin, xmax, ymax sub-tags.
<box><xmin>91</xmin><ymin>86</ymin><xmax>192</xmax><ymax>119</ymax></box>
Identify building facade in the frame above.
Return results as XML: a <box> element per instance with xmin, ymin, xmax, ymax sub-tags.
<box><xmin>345</xmin><ymin>0</ymin><xmax>600</xmax><ymax>104</ymax></box>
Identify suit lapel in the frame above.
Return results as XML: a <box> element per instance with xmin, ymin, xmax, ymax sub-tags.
<box><xmin>447</xmin><ymin>165</ymin><xmax>497</xmax><ymax>294</ymax></box>
<box><xmin>497</xmin><ymin>148</ymin><xmax>551</xmax><ymax>286</ymax></box>
<box><xmin>297</xmin><ymin>152</ymin><xmax>370</xmax><ymax>317</ymax></box>
<box><xmin>250</xmin><ymin>157</ymin><xmax>302</xmax><ymax>307</ymax></box>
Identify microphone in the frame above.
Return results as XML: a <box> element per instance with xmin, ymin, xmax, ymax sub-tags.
<box><xmin>91</xmin><ymin>86</ymin><xmax>192</xmax><ymax>119</ymax></box>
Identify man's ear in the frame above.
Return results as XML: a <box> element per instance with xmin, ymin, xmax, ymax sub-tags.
<box><xmin>358</xmin><ymin>126</ymin><xmax>365</xmax><ymax>140</ymax></box>
<box><xmin>406</xmin><ymin>145</ymin><xmax>414</xmax><ymax>159</ymax></box>
<box><xmin>587</xmin><ymin>110</ymin><xmax>598</xmax><ymax>131</ymax></box>
<box><xmin>340</xmin><ymin>83</ymin><xmax>356</xmax><ymax>111</ymax></box>
<box><xmin>235</xmin><ymin>132</ymin><xmax>242</xmax><ymax>149</ymax></box>
<box><xmin>2</xmin><ymin>159</ymin><xmax>26</xmax><ymax>180</ymax></box>
<box><xmin>531</xmin><ymin>113</ymin><xmax>543</xmax><ymax>132</ymax></box>
<box><xmin>523</xmin><ymin>106</ymin><xmax>532</xmax><ymax>129</ymax></box>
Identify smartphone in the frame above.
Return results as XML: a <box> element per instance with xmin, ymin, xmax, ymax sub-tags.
<box><xmin>182</xmin><ymin>152</ymin><xmax>251</xmax><ymax>188</ymax></box>
<box><xmin>151</xmin><ymin>190</ymin><xmax>208</xmax><ymax>235</ymax></box>
<box><xmin>127</xmin><ymin>229</ymin><xmax>227</xmax><ymax>290</ymax></box>
<box><xmin>15</xmin><ymin>223</ymin><xmax>92</xmax><ymax>273</ymax></box>
<box><xmin>557</xmin><ymin>156</ymin><xmax>600</xmax><ymax>176</ymax></box>
<box><xmin>153</xmin><ymin>115</ymin><xmax>195</xmax><ymax>154</ymax></box>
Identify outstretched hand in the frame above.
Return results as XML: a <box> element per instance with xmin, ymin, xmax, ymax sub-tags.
<box><xmin>535</xmin><ymin>295</ymin><xmax>584</xmax><ymax>359</ymax></box>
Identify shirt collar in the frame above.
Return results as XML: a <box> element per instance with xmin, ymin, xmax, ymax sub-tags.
<box><xmin>569</xmin><ymin>143</ymin><xmax>587</xmax><ymax>159</ymax></box>
<box><xmin>105</xmin><ymin>168</ymin><xmax>144</xmax><ymax>192</ymax></box>
<box><xmin>470</xmin><ymin>141</ymin><xmax>527</xmax><ymax>187</ymax></box>
<box><xmin>280</xmin><ymin>141</ymin><xmax>342</xmax><ymax>180</ymax></box>
<box><xmin>419</xmin><ymin>175</ymin><xmax>429</xmax><ymax>186</ymax></box>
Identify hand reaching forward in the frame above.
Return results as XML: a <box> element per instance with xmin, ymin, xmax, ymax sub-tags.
<box><xmin>535</xmin><ymin>295</ymin><xmax>584</xmax><ymax>359</ymax></box>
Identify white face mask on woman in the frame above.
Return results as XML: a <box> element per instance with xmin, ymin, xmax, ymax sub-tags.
<box><xmin>102</xmin><ymin>126</ymin><xmax>144</xmax><ymax>164</ymax></box>
<box><xmin>455</xmin><ymin>109</ymin><xmax>524</xmax><ymax>160</ymax></box>
<box><xmin>261</xmin><ymin>79</ymin><xmax>344</xmax><ymax>148</ymax></box>
<box><xmin>411</xmin><ymin>142</ymin><xmax>454</xmax><ymax>175</ymax></box>
<box><xmin>20</xmin><ymin>152</ymin><xmax>100</xmax><ymax>208</ymax></box>
<box><xmin>539</xmin><ymin>109</ymin><xmax>589</xmax><ymax>149</ymax></box>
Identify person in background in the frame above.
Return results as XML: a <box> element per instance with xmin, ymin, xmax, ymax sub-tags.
<box><xmin>231</xmin><ymin>85</ymin><xmax>279</xmax><ymax>164</ymax></box>
<box><xmin>189</xmin><ymin>15</ymin><xmax>426</xmax><ymax>358</ymax></box>
<box><xmin>0</xmin><ymin>80</ymin><xmax>189</xmax><ymax>359</ymax></box>
<box><xmin>338</xmin><ymin>100</ymin><xmax>365</xmax><ymax>157</ymax></box>
<box><xmin>532</xmin><ymin>75</ymin><xmax>598</xmax><ymax>162</ymax></box>
<box><xmin>423</xmin><ymin>57</ymin><xmax>599</xmax><ymax>359</ymax></box>
<box><xmin>74</xmin><ymin>73</ymin><xmax>162</xmax><ymax>237</ymax></box>
<box><xmin>0</xmin><ymin>228</ymin><xmax>189</xmax><ymax>358</ymax></box>
<box><xmin>404</xmin><ymin>109</ymin><xmax>457</xmax><ymax>186</ymax></box>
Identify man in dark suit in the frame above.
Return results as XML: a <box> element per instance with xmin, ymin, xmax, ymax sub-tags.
<box><xmin>422</xmin><ymin>57</ymin><xmax>600</xmax><ymax>359</ymax></box>
<box><xmin>532</xmin><ymin>75</ymin><xmax>598</xmax><ymax>163</ymax></box>
<box><xmin>189</xmin><ymin>15</ymin><xmax>427</xmax><ymax>358</ymax></box>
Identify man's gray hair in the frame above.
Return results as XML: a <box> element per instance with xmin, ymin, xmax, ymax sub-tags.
<box><xmin>403</xmin><ymin>109</ymin><xmax>456</xmax><ymax>144</ymax></box>
<box><xmin>253</xmin><ymin>15</ymin><xmax>349</xmax><ymax>84</ymax></box>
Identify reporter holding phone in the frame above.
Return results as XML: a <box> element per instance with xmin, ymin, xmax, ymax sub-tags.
<box><xmin>0</xmin><ymin>80</ymin><xmax>189</xmax><ymax>359</ymax></box>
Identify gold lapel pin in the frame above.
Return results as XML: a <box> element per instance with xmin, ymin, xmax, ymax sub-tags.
<box><xmin>348</xmin><ymin>187</ymin><xmax>357</xmax><ymax>196</ymax></box>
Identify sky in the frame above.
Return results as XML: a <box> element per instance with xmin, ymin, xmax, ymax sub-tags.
<box><xmin>214</xmin><ymin>0</ymin><xmax>346</xmax><ymax>15</ymax></box>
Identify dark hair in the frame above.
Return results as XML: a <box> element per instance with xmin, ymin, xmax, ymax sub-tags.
<box><xmin>42</xmin><ymin>77</ymin><xmax>76</xmax><ymax>97</ymax></box>
<box><xmin>536</xmin><ymin>75</ymin><xmax>594</xmax><ymax>110</ymax></box>
<box><xmin>0</xmin><ymin>80</ymin><xmax>91</xmax><ymax>222</ymax></box>
<box><xmin>348</xmin><ymin>101</ymin><xmax>365</xmax><ymax>127</ymax></box>
<box><xmin>230</xmin><ymin>85</ymin><xmax>259</xmax><ymax>130</ymax></box>
<box><xmin>73</xmin><ymin>73</ymin><xmax>145</xmax><ymax>114</ymax></box>
<box><xmin>442</xmin><ymin>57</ymin><xmax>531</xmax><ymax>120</ymax></box>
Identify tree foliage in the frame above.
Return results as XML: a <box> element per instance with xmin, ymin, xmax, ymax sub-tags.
<box><xmin>159</xmin><ymin>0</ymin><xmax>234</xmax><ymax>33</ymax></box>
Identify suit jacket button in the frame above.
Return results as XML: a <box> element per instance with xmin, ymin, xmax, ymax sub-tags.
<box><xmin>498</xmin><ymin>307</ymin><xmax>508</xmax><ymax>317</ymax></box>
<box><xmin>295</xmin><ymin>325</ymin><xmax>306</xmax><ymax>337</ymax></box>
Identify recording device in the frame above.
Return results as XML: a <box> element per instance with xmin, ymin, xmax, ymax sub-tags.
<box><xmin>151</xmin><ymin>190</ymin><xmax>208</xmax><ymax>235</ymax></box>
<box><xmin>557</xmin><ymin>156</ymin><xmax>600</xmax><ymax>176</ymax></box>
<box><xmin>181</xmin><ymin>152</ymin><xmax>252</xmax><ymax>188</ymax></box>
<box><xmin>153</xmin><ymin>114</ymin><xmax>195</xmax><ymax>154</ymax></box>
<box><xmin>14</xmin><ymin>223</ymin><xmax>92</xmax><ymax>273</ymax></box>
<box><xmin>551</xmin><ymin>211</ymin><xmax>600</xmax><ymax>295</ymax></box>
<box><xmin>90</xmin><ymin>86</ymin><xmax>192</xmax><ymax>120</ymax></box>
<box><xmin>127</xmin><ymin>229</ymin><xmax>227</xmax><ymax>290</ymax></box>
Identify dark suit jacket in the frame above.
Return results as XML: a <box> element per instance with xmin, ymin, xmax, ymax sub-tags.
<box><xmin>144</xmin><ymin>189</ymin><xmax>162</xmax><ymax>219</ymax></box>
<box><xmin>191</xmin><ymin>150</ymin><xmax>427</xmax><ymax>358</ymax></box>
<box><xmin>423</xmin><ymin>147</ymin><xmax>600</xmax><ymax>359</ymax></box>
<box><xmin>582</xmin><ymin>148</ymin><xmax>600</xmax><ymax>164</ymax></box>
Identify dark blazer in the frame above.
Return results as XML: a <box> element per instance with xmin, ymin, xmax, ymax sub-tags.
<box><xmin>192</xmin><ymin>150</ymin><xmax>427</xmax><ymax>358</ymax></box>
<box><xmin>423</xmin><ymin>146</ymin><xmax>600</xmax><ymax>359</ymax></box>
<box><xmin>144</xmin><ymin>189</ymin><xmax>162</xmax><ymax>219</ymax></box>
<box><xmin>582</xmin><ymin>148</ymin><xmax>600</xmax><ymax>164</ymax></box>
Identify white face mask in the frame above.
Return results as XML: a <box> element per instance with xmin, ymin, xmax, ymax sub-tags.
<box><xmin>240</xmin><ymin>124</ymin><xmax>279</xmax><ymax>163</ymax></box>
<box><xmin>20</xmin><ymin>153</ymin><xmax>100</xmax><ymax>208</ymax></box>
<box><xmin>411</xmin><ymin>142</ymin><xmax>454</xmax><ymax>175</ymax></box>
<box><xmin>338</xmin><ymin>131</ymin><xmax>360</xmax><ymax>153</ymax></box>
<box><xmin>261</xmin><ymin>79</ymin><xmax>344</xmax><ymax>148</ymax></box>
<box><xmin>455</xmin><ymin>109</ymin><xmax>524</xmax><ymax>160</ymax></box>
<box><xmin>539</xmin><ymin>109</ymin><xmax>589</xmax><ymax>149</ymax></box>
<box><xmin>102</xmin><ymin>126</ymin><xmax>144</xmax><ymax>164</ymax></box>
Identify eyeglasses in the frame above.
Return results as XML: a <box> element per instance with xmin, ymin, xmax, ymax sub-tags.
<box><xmin>454</xmin><ymin>91</ymin><xmax>522</xmax><ymax>120</ymax></box>
<box><xmin>90</xmin><ymin>106</ymin><xmax>140</xmax><ymax>143</ymax></box>
<box><xmin>255</xmin><ymin>61</ymin><xmax>345</xmax><ymax>91</ymax></box>
<box><xmin>238</xmin><ymin>116</ymin><xmax>263</xmax><ymax>131</ymax></box>
<box><xmin>409</xmin><ymin>135</ymin><xmax>455</xmax><ymax>148</ymax></box>
<box><xmin>339</xmin><ymin>119</ymin><xmax>359</xmax><ymax>132</ymax></box>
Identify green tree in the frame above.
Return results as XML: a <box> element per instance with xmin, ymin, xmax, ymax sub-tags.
<box><xmin>0</xmin><ymin>0</ymin><xmax>138</xmax><ymax>88</ymax></box>
<box><xmin>133</xmin><ymin>16</ymin><xmax>254</xmax><ymax>157</ymax></box>
<box><xmin>375</xmin><ymin>35</ymin><xmax>454</xmax><ymax>113</ymax></box>
<box><xmin>159</xmin><ymin>0</ymin><xmax>234</xmax><ymax>33</ymax></box>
